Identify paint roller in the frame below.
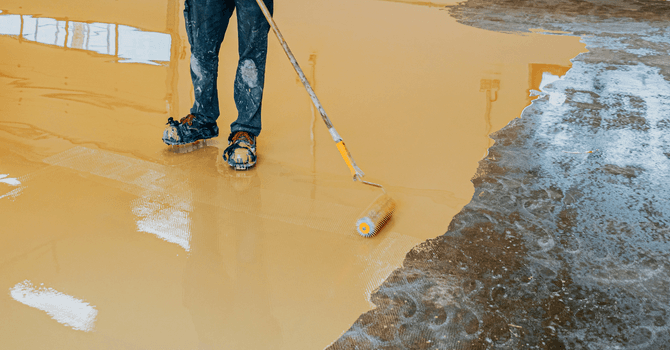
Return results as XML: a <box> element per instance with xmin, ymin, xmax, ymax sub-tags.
<box><xmin>255</xmin><ymin>0</ymin><xmax>396</xmax><ymax>237</ymax></box>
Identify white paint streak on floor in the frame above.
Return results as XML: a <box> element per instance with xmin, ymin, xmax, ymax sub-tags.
<box><xmin>10</xmin><ymin>280</ymin><xmax>98</xmax><ymax>332</ymax></box>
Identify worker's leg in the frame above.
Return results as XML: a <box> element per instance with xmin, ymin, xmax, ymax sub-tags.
<box><xmin>185</xmin><ymin>0</ymin><xmax>236</xmax><ymax>122</ymax></box>
<box><xmin>229</xmin><ymin>0</ymin><xmax>273</xmax><ymax>137</ymax></box>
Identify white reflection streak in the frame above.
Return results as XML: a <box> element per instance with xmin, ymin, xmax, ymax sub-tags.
<box><xmin>107</xmin><ymin>23</ymin><xmax>111</xmax><ymax>55</ymax></box>
<box><xmin>529</xmin><ymin>72</ymin><xmax>567</xmax><ymax>106</ymax></box>
<box><xmin>0</xmin><ymin>14</ymin><xmax>20</xmax><ymax>35</ymax></box>
<box><xmin>10</xmin><ymin>280</ymin><xmax>98</xmax><ymax>332</ymax></box>
<box><xmin>539</xmin><ymin>71</ymin><xmax>563</xmax><ymax>92</ymax></box>
<box><xmin>1</xmin><ymin>173</ymin><xmax>23</xmax><ymax>200</ymax></box>
<box><xmin>132</xmin><ymin>196</ymin><xmax>192</xmax><ymax>251</ymax></box>
<box><xmin>41</xmin><ymin>146</ymin><xmax>193</xmax><ymax>251</ymax></box>
<box><xmin>54</xmin><ymin>18</ymin><xmax>59</xmax><ymax>45</ymax></box>
<box><xmin>117</xmin><ymin>25</ymin><xmax>171</xmax><ymax>64</ymax></box>
<box><xmin>0</xmin><ymin>174</ymin><xmax>21</xmax><ymax>186</ymax></box>
<box><xmin>0</xmin><ymin>13</ymin><xmax>170</xmax><ymax>65</ymax></box>
<box><xmin>0</xmin><ymin>187</ymin><xmax>23</xmax><ymax>200</ymax></box>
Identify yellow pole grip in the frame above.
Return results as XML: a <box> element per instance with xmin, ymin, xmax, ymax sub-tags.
<box><xmin>336</xmin><ymin>141</ymin><xmax>357</xmax><ymax>177</ymax></box>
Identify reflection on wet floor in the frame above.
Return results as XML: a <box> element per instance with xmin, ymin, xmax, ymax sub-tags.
<box><xmin>10</xmin><ymin>280</ymin><xmax>98</xmax><ymax>332</ymax></box>
<box><xmin>480</xmin><ymin>78</ymin><xmax>500</xmax><ymax>148</ymax></box>
<box><xmin>0</xmin><ymin>0</ymin><xmax>586</xmax><ymax>348</ymax></box>
<box><xmin>0</xmin><ymin>12</ymin><xmax>171</xmax><ymax>65</ymax></box>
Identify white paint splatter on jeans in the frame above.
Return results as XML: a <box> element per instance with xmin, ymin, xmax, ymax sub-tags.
<box><xmin>191</xmin><ymin>56</ymin><xmax>203</xmax><ymax>81</ymax></box>
<box><xmin>240</xmin><ymin>59</ymin><xmax>258</xmax><ymax>88</ymax></box>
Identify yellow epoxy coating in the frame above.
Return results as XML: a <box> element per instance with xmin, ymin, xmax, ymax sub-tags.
<box><xmin>0</xmin><ymin>0</ymin><xmax>586</xmax><ymax>348</ymax></box>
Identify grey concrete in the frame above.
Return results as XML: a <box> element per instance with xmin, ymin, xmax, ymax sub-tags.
<box><xmin>328</xmin><ymin>1</ymin><xmax>670</xmax><ymax>349</ymax></box>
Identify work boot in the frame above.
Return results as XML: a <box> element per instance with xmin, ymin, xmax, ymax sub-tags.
<box><xmin>223</xmin><ymin>131</ymin><xmax>257</xmax><ymax>170</ymax></box>
<box><xmin>162</xmin><ymin>114</ymin><xmax>219</xmax><ymax>146</ymax></box>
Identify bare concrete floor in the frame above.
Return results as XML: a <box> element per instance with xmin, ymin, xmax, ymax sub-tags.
<box><xmin>0</xmin><ymin>0</ymin><xmax>586</xmax><ymax>348</ymax></box>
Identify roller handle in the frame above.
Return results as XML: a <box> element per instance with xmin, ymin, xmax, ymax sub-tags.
<box><xmin>336</xmin><ymin>140</ymin><xmax>365</xmax><ymax>178</ymax></box>
<box><xmin>255</xmin><ymin>0</ymin><xmax>365</xmax><ymax>180</ymax></box>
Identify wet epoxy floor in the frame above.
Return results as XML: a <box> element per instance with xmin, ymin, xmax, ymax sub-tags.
<box><xmin>0</xmin><ymin>0</ymin><xmax>585</xmax><ymax>348</ymax></box>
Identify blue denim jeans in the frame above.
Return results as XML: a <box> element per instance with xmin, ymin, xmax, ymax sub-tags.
<box><xmin>184</xmin><ymin>0</ymin><xmax>273</xmax><ymax>137</ymax></box>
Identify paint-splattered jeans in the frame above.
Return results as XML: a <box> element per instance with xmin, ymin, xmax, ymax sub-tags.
<box><xmin>184</xmin><ymin>0</ymin><xmax>273</xmax><ymax>137</ymax></box>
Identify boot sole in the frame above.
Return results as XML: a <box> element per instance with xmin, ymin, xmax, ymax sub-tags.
<box><xmin>228</xmin><ymin>159</ymin><xmax>257</xmax><ymax>171</ymax></box>
<box><xmin>165</xmin><ymin>139</ymin><xmax>218</xmax><ymax>154</ymax></box>
<box><xmin>162</xmin><ymin>135</ymin><xmax>217</xmax><ymax>146</ymax></box>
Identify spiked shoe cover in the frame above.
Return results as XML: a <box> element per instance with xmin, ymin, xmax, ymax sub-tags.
<box><xmin>163</xmin><ymin>114</ymin><xmax>219</xmax><ymax>145</ymax></box>
<box><xmin>223</xmin><ymin>131</ymin><xmax>257</xmax><ymax>170</ymax></box>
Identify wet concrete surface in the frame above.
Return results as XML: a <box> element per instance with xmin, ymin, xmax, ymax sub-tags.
<box><xmin>0</xmin><ymin>0</ymin><xmax>589</xmax><ymax>349</ymax></box>
<box><xmin>330</xmin><ymin>1</ymin><xmax>670</xmax><ymax>349</ymax></box>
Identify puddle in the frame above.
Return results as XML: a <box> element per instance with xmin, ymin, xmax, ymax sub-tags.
<box><xmin>0</xmin><ymin>0</ymin><xmax>586</xmax><ymax>348</ymax></box>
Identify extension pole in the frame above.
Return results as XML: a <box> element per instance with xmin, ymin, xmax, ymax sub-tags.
<box><xmin>254</xmin><ymin>0</ymin><xmax>365</xmax><ymax>180</ymax></box>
